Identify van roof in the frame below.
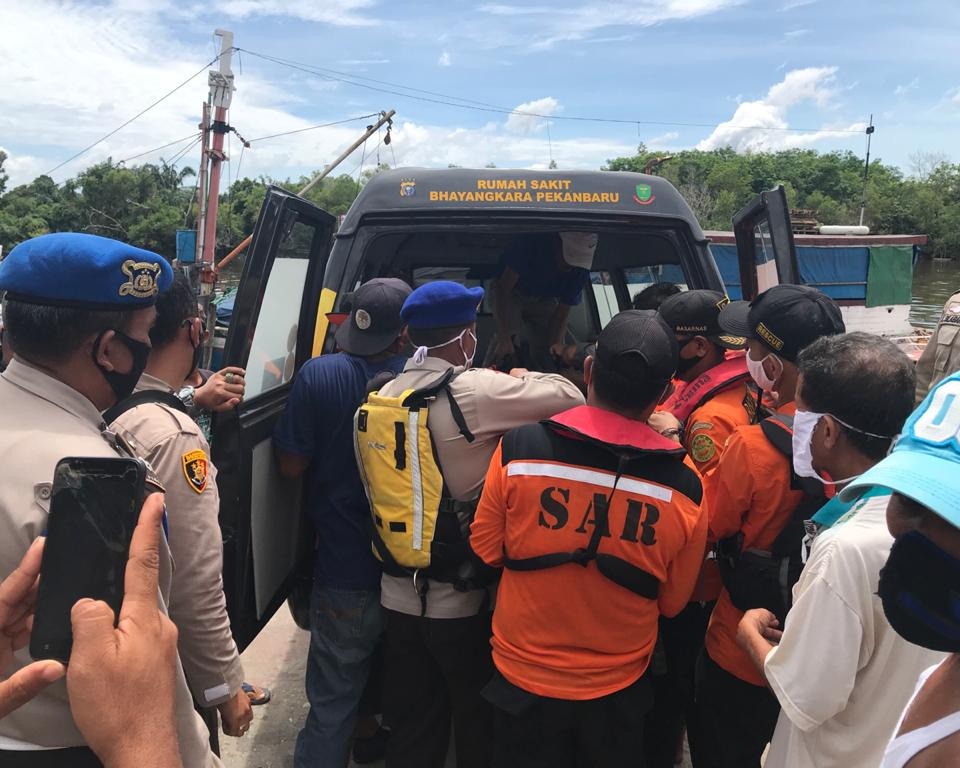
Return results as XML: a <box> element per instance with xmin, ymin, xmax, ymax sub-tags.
<box><xmin>338</xmin><ymin>167</ymin><xmax>705</xmax><ymax>237</ymax></box>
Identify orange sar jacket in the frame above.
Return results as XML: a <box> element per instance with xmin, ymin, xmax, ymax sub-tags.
<box><xmin>704</xmin><ymin>401</ymin><xmax>804</xmax><ymax>687</ymax></box>
<box><xmin>470</xmin><ymin>405</ymin><xmax>708</xmax><ymax>701</ymax></box>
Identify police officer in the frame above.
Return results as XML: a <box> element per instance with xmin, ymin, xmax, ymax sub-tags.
<box><xmin>914</xmin><ymin>289</ymin><xmax>960</xmax><ymax>404</ymax></box>
<box><xmin>696</xmin><ymin>284</ymin><xmax>845</xmax><ymax>768</ymax></box>
<box><xmin>0</xmin><ymin>233</ymin><xmax>218</xmax><ymax>766</ymax></box>
<box><xmin>371</xmin><ymin>281</ymin><xmax>584</xmax><ymax>768</ymax></box>
<box><xmin>470</xmin><ymin>310</ymin><xmax>708</xmax><ymax>767</ymax></box>
<box><xmin>643</xmin><ymin>290</ymin><xmax>752</xmax><ymax>768</ymax></box>
<box><xmin>107</xmin><ymin>273</ymin><xmax>252</xmax><ymax>749</ymax></box>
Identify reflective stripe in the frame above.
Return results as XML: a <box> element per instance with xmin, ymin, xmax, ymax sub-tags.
<box><xmin>506</xmin><ymin>461</ymin><xmax>673</xmax><ymax>502</ymax></box>
<box><xmin>409</xmin><ymin>410</ymin><xmax>424</xmax><ymax>551</ymax></box>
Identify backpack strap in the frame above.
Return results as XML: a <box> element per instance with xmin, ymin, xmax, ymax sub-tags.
<box><xmin>402</xmin><ymin>368</ymin><xmax>476</xmax><ymax>443</ymax></box>
<box><xmin>104</xmin><ymin>389</ymin><xmax>189</xmax><ymax>425</ymax></box>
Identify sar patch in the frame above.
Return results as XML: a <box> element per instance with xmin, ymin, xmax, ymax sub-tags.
<box><xmin>690</xmin><ymin>433</ymin><xmax>717</xmax><ymax>464</ymax></box>
<box><xmin>181</xmin><ymin>449</ymin><xmax>208</xmax><ymax>494</ymax></box>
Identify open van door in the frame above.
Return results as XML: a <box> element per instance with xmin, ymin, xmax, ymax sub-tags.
<box><xmin>733</xmin><ymin>185</ymin><xmax>800</xmax><ymax>301</ymax></box>
<box><xmin>211</xmin><ymin>186</ymin><xmax>335</xmax><ymax>651</ymax></box>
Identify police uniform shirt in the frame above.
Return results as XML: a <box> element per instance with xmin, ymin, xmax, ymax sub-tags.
<box><xmin>376</xmin><ymin>357</ymin><xmax>585</xmax><ymax>619</ymax></box>
<box><xmin>0</xmin><ymin>360</ymin><xmax>219</xmax><ymax>766</ymax></box>
<box><xmin>915</xmin><ymin>290</ymin><xmax>960</xmax><ymax>405</ymax></box>
<box><xmin>111</xmin><ymin>373</ymin><xmax>244</xmax><ymax>708</ymax></box>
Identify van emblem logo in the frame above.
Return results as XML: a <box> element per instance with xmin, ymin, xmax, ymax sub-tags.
<box><xmin>633</xmin><ymin>184</ymin><xmax>655</xmax><ymax>205</ymax></box>
<box><xmin>400</xmin><ymin>179</ymin><xmax>416</xmax><ymax>197</ymax></box>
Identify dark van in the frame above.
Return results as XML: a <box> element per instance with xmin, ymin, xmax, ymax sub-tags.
<box><xmin>211</xmin><ymin>167</ymin><xmax>800</xmax><ymax>649</ymax></box>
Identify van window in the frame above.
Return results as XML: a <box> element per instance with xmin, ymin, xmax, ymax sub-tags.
<box><xmin>245</xmin><ymin>215</ymin><xmax>315</xmax><ymax>398</ymax></box>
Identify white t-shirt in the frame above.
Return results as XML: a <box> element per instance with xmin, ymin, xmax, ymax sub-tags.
<box><xmin>763</xmin><ymin>494</ymin><xmax>946</xmax><ymax>768</ymax></box>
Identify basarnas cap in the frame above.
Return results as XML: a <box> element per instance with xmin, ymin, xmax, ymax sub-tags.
<box><xmin>658</xmin><ymin>290</ymin><xmax>746</xmax><ymax>350</ymax></box>
<box><xmin>839</xmin><ymin>371</ymin><xmax>960</xmax><ymax>527</ymax></box>
<box><xmin>335</xmin><ymin>278</ymin><xmax>412</xmax><ymax>356</ymax></box>
<box><xmin>0</xmin><ymin>232</ymin><xmax>173</xmax><ymax>310</ymax></box>
<box><xmin>595</xmin><ymin>309</ymin><xmax>678</xmax><ymax>384</ymax></box>
<box><xmin>400</xmin><ymin>281</ymin><xmax>484</xmax><ymax>329</ymax></box>
<box><xmin>718</xmin><ymin>284</ymin><xmax>844</xmax><ymax>362</ymax></box>
<box><xmin>559</xmin><ymin>232</ymin><xmax>598</xmax><ymax>270</ymax></box>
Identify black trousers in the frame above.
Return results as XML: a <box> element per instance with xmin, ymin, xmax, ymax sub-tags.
<box><xmin>694</xmin><ymin>651</ymin><xmax>780</xmax><ymax>768</ymax></box>
<box><xmin>642</xmin><ymin>601</ymin><xmax>714</xmax><ymax>768</ymax></box>
<box><xmin>383</xmin><ymin>608</ymin><xmax>494</xmax><ymax>768</ymax></box>
<box><xmin>485</xmin><ymin>671</ymin><xmax>653</xmax><ymax>768</ymax></box>
<box><xmin>0</xmin><ymin>747</ymin><xmax>102</xmax><ymax>767</ymax></box>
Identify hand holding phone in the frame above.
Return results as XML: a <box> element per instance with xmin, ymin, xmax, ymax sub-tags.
<box><xmin>30</xmin><ymin>457</ymin><xmax>147</xmax><ymax>663</ymax></box>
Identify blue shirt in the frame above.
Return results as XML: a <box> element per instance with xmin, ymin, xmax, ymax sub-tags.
<box><xmin>499</xmin><ymin>235</ymin><xmax>590</xmax><ymax>306</ymax></box>
<box><xmin>273</xmin><ymin>352</ymin><xmax>407</xmax><ymax>590</ymax></box>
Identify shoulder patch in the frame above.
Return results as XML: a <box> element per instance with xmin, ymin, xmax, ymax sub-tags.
<box><xmin>689</xmin><ymin>421</ymin><xmax>714</xmax><ymax>433</ymax></box>
<box><xmin>690</xmin><ymin>433</ymin><xmax>717</xmax><ymax>465</ymax></box>
<box><xmin>181</xmin><ymin>449</ymin><xmax>208</xmax><ymax>494</ymax></box>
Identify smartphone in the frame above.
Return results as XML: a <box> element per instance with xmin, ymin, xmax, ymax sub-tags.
<box><xmin>30</xmin><ymin>456</ymin><xmax>147</xmax><ymax>663</ymax></box>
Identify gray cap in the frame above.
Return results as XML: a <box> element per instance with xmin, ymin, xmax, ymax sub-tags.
<box><xmin>335</xmin><ymin>278</ymin><xmax>412</xmax><ymax>356</ymax></box>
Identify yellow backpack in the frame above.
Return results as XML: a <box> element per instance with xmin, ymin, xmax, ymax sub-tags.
<box><xmin>354</xmin><ymin>369</ymin><xmax>478</xmax><ymax>581</ymax></box>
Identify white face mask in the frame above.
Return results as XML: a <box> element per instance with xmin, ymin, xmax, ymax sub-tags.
<box><xmin>746</xmin><ymin>350</ymin><xmax>780</xmax><ymax>392</ymax></box>
<box><xmin>792</xmin><ymin>408</ymin><xmax>894</xmax><ymax>485</ymax></box>
<box><xmin>412</xmin><ymin>328</ymin><xmax>477</xmax><ymax>368</ymax></box>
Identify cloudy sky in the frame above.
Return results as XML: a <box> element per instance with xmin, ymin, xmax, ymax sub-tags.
<box><xmin>2</xmin><ymin>0</ymin><xmax>958</xmax><ymax>188</ymax></box>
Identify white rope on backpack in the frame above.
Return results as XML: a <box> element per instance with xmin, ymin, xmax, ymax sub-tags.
<box><xmin>409</xmin><ymin>409</ymin><xmax>425</xmax><ymax>552</ymax></box>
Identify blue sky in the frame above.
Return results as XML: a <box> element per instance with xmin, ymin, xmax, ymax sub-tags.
<box><xmin>2</xmin><ymin>0</ymin><xmax>958</xmax><ymax>189</ymax></box>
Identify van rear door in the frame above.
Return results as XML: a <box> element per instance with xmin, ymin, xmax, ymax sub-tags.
<box><xmin>733</xmin><ymin>185</ymin><xmax>800</xmax><ymax>300</ymax></box>
<box><xmin>211</xmin><ymin>185</ymin><xmax>334</xmax><ymax>651</ymax></box>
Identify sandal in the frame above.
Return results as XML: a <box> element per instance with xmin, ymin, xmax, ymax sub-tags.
<box><xmin>242</xmin><ymin>682</ymin><xmax>272</xmax><ymax>706</ymax></box>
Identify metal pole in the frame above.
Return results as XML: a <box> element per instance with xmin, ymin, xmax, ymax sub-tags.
<box><xmin>217</xmin><ymin>110</ymin><xmax>395</xmax><ymax>270</ymax></box>
<box><xmin>194</xmin><ymin>102</ymin><xmax>210</xmax><ymax>273</ymax></box>
<box><xmin>859</xmin><ymin>115</ymin><xmax>875</xmax><ymax>227</ymax></box>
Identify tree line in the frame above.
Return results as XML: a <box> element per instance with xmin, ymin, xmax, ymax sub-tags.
<box><xmin>1</xmin><ymin>145</ymin><xmax>958</xmax><ymax>260</ymax></box>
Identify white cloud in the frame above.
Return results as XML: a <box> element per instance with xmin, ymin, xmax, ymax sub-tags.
<box><xmin>894</xmin><ymin>77</ymin><xmax>920</xmax><ymax>97</ymax></box>
<box><xmin>478</xmin><ymin>0</ymin><xmax>743</xmax><ymax>49</ymax></box>
<box><xmin>646</xmin><ymin>131</ymin><xmax>680</xmax><ymax>149</ymax></box>
<box><xmin>438</xmin><ymin>51</ymin><xmax>452</xmax><ymax>67</ymax></box>
<box><xmin>697</xmin><ymin>67</ymin><xmax>864</xmax><ymax>152</ymax></box>
<box><xmin>782</xmin><ymin>28</ymin><xmax>809</xmax><ymax>40</ymax></box>
<box><xmin>212</xmin><ymin>0</ymin><xmax>379</xmax><ymax>25</ymax></box>
<box><xmin>781</xmin><ymin>0</ymin><xmax>818</xmax><ymax>8</ymax></box>
<box><xmin>504</xmin><ymin>97</ymin><xmax>561</xmax><ymax>133</ymax></box>
<box><xmin>945</xmin><ymin>86</ymin><xmax>960</xmax><ymax>106</ymax></box>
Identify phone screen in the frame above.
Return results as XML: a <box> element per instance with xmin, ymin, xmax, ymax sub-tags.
<box><xmin>30</xmin><ymin>457</ymin><xmax>146</xmax><ymax>662</ymax></box>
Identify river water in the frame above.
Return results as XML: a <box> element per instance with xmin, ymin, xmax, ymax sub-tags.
<box><xmin>911</xmin><ymin>258</ymin><xmax>960</xmax><ymax>329</ymax></box>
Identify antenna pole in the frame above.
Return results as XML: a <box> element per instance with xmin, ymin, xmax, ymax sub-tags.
<box><xmin>859</xmin><ymin>115</ymin><xmax>875</xmax><ymax>227</ymax></box>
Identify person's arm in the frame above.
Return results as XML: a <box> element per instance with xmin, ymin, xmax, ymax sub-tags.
<box><xmin>478</xmin><ymin>368</ymin><xmax>585</xmax><ymax>437</ymax></box>
<box><xmin>149</xmin><ymin>431</ymin><xmax>249</xmax><ymax>736</ymax></box>
<box><xmin>68</xmin><ymin>493</ymin><xmax>183</xmax><ymax>768</ymax></box>
<box><xmin>658</xmin><ymin>487</ymin><xmax>708</xmax><ymax>617</ymax></box>
<box><xmin>547</xmin><ymin>303</ymin><xmax>572</xmax><ymax>354</ymax></box>
<box><xmin>707</xmin><ymin>430</ymin><xmax>755</xmax><ymax>542</ymax></box>
<box><xmin>737</xmin><ymin>608</ymin><xmax>782</xmax><ymax>680</ymax></box>
<box><xmin>469</xmin><ymin>441</ymin><xmax>508</xmax><ymax>568</ymax></box>
<box><xmin>0</xmin><ymin>538</ymin><xmax>66</xmax><ymax>718</ymax></box>
<box><xmin>760</xmin><ymin>567</ymin><xmax>864</xmax><ymax>731</ymax></box>
<box><xmin>193</xmin><ymin>366</ymin><xmax>246</xmax><ymax>412</ymax></box>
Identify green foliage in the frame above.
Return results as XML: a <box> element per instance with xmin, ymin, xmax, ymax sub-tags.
<box><xmin>605</xmin><ymin>146</ymin><xmax>959</xmax><ymax>255</ymax></box>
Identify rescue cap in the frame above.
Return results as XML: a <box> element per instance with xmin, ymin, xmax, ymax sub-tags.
<box><xmin>336</xmin><ymin>277</ymin><xmax>411</xmax><ymax>356</ymax></box>
<box><xmin>400</xmin><ymin>280</ymin><xmax>484</xmax><ymax>329</ymax></box>
<box><xmin>595</xmin><ymin>309</ymin><xmax>678</xmax><ymax>384</ymax></box>
<box><xmin>718</xmin><ymin>284</ymin><xmax>844</xmax><ymax>362</ymax></box>
<box><xmin>0</xmin><ymin>232</ymin><xmax>172</xmax><ymax>310</ymax></box>
<box><xmin>841</xmin><ymin>370</ymin><xmax>960</xmax><ymax>529</ymax></box>
<box><xmin>658</xmin><ymin>290</ymin><xmax>746</xmax><ymax>350</ymax></box>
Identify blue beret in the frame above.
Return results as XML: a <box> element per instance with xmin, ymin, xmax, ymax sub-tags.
<box><xmin>0</xmin><ymin>233</ymin><xmax>173</xmax><ymax>310</ymax></box>
<box><xmin>400</xmin><ymin>281</ymin><xmax>484</xmax><ymax>329</ymax></box>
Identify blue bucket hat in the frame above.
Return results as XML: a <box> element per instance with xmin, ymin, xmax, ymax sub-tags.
<box><xmin>840</xmin><ymin>370</ymin><xmax>960</xmax><ymax>528</ymax></box>
<box><xmin>0</xmin><ymin>232</ymin><xmax>173</xmax><ymax>310</ymax></box>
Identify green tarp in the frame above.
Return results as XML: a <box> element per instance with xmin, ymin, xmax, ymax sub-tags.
<box><xmin>866</xmin><ymin>245</ymin><xmax>913</xmax><ymax>307</ymax></box>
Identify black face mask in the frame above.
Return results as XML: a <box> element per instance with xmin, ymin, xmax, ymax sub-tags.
<box><xmin>878</xmin><ymin>530</ymin><xmax>960</xmax><ymax>653</ymax></box>
<box><xmin>675</xmin><ymin>338</ymin><xmax>702</xmax><ymax>377</ymax></box>
<box><xmin>92</xmin><ymin>329</ymin><xmax>151</xmax><ymax>403</ymax></box>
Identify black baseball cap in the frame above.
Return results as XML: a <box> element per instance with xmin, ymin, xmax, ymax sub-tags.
<box><xmin>658</xmin><ymin>290</ymin><xmax>746</xmax><ymax>350</ymax></box>
<box><xmin>718</xmin><ymin>284</ymin><xmax>845</xmax><ymax>362</ymax></box>
<box><xmin>595</xmin><ymin>310</ymin><xmax>678</xmax><ymax>384</ymax></box>
<box><xmin>335</xmin><ymin>278</ymin><xmax>412</xmax><ymax>356</ymax></box>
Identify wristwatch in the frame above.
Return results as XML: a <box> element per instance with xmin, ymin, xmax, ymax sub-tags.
<box><xmin>177</xmin><ymin>385</ymin><xmax>196</xmax><ymax>410</ymax></box>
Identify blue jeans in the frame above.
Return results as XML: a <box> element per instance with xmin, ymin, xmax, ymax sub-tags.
<box><xmin>294</xmin><ymin>583</ymin><xmax>385</xmax><ymax>768</ymax></box>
